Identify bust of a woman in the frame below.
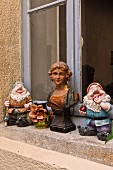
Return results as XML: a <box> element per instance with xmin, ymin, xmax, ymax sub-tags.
<box><xmin>47</xmin><ymin>61</ymin><xmax>79</xmax><ymax>133</ymax></box>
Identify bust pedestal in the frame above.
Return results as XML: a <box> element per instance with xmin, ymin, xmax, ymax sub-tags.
<box><xmin>50</xmin><ymin>109</ymin><xmax>76</xmax><ymax>133</ymax></box>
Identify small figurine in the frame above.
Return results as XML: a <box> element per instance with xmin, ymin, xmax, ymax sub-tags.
<box><xmin>78</xmin><ymin>82</ymin><xmax>111</xmax><ymax>141</ymax></box>
<box><xmin>4</xmin><ymin>81</ymin><xmax>33</xmax><ymax>127</ymax></box>
<box><xmin>47</xmin><ymin>61</ymin><xmax>79</xmax><ymax>133</ymax></box>
<box><xmin>29</xmin><ymin>103</ymin><xmax>51</xmax><ymax>128</ymax></box>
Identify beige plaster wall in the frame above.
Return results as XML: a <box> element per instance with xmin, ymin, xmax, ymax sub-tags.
<box><xmin>0</xmin><ymin>0</ymin><xmax>21</xmax><ymax>122</ymax></box>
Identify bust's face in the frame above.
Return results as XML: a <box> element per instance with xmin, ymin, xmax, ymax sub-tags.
<box><xmin>51</xmin><ymin>68</ymin><xmax>67</xmax><ymax>86</ymax></box>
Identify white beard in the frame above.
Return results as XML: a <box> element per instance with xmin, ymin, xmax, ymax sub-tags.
<box><xmin>83</xmin><ymin>96</ymin><xmax>101</xmax><ymax>112</ymax></box>
<box><xmin>10</xmin><ymin>91</ymin><xmax>30</xmax><ymax>102</ymax></box>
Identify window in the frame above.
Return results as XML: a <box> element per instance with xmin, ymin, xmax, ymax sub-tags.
<box><xmin>22</xmin><ymin>0</ymin><xmax>81</xmax><ymax>104</ymax></box>
<box><xmin>30</xmin><ymin>1</ymin><xmax>66</xmax><ymax>100</ymax></box>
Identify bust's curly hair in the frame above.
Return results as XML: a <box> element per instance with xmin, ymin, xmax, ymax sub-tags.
<box><xmin>48</xmin><ymin>61</ymin><xmax>72</xmax><ymax>82</ymax></box>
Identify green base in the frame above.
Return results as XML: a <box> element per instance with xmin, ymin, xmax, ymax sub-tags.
<box><xmin>34</xmin><ymin>122</ymin><xmax>50</xmax><ymax>128</ymax></box>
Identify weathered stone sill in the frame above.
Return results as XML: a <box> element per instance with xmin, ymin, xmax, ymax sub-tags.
<box><xmin>0</xmin><ymin>117</ymin><xmax>113</xmax><ymax>167</ymax></box>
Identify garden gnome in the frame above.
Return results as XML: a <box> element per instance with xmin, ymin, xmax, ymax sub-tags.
<box><xmin>78</xmin><ymin>82</ymin><xmax>111</xmax><ymax>141</ymax></box>
<box><xmin>47</xmin><ymin>61</ymin><xmax>79</xmax><ymax>133</ymax></box>
<box><xmin>4</xmin><ymin>81</ymin><xmax>33</xmax><ymax>127</ymax></box>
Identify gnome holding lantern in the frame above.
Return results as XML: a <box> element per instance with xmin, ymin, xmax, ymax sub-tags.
<box><xmin>78</xmin><ymin>82</ymin><xmax>111</xmax><ymax>141</ymax></box>
<box><xmin>4</xmin><ymin>81</ymin><xmax>33</xmax><ymax>127</ymax></box>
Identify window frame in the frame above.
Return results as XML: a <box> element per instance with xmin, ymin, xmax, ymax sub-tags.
<box><xmin>21</xmin><ymin>0</ymin><xmax>82</xmax><ymax>102</ymax></box>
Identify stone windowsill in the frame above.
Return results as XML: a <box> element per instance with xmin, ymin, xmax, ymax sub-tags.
<box><xmin>0</xmin><ymin>116</ymin><xmax>113</xmax><ymax>167</ymax></box>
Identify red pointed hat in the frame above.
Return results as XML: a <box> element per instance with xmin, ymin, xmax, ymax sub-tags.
<box><xmin>87</xmin><ymin>82</ymin><xmax>103</xmax><ymax>94</ymax></box>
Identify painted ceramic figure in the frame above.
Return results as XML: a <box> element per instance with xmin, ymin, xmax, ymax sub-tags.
<box><xmin>78</xmin><ymin>82</ymin><xmax>111</xmax><ymax>141</ymax></box>
<box><xmin>4</xmin><ymin>81</ymin><xmax>33</xmax><ymax>127</ymax></box>
<box><xmin>47</xmin><ymin>61</ymin><xmax>79</xmax><ymax>133</ymax></box>
<box><xmin>29</xmin><ymin>103</ymin><xmax>51</xmax><ymax>128</ymax></box>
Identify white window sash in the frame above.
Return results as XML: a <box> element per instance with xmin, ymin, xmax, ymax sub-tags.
<box><xmin>67</xmin><ymin>0</ymin><xmax>82</xmax><ymax>101</ymax></box>
<box><xmin>22</xmin><ymin>0</ymin><xmax>31</xmax><ymax>92</ymax></box>
<box><xmin>28</xmin><ymin>0</ymin><xmax>67</xmax><ymax>14</ymax></box>
<box><xmin>74</xmin><ymin>0</ymin><xmax>82</xmax><ymax>101</ymax></box>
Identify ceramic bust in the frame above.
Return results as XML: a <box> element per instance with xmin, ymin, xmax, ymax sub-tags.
<box><xmin>78</xmin><ymin>82</ymin><xmax>111</xmax><ymax>141</ymax></box>
<box><xmin>4</xmin><ymin>81</ymin><xmax>33</xmax><ymax>127</ymax></box>
<box><xmin>47</xmin><ymin>61</ymin><xmax>79</xmax><ymax>133</ymax></box>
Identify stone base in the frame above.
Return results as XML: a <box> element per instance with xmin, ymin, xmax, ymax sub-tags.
<box><xmin>50</xmin><ymin>123</ymin><xmax>76</xmax><ymax>133</ymax></box>
<box><xmin>50</xmin><ymin>111</ymin><xmax>76</xmax><ymax>133</ymax></box>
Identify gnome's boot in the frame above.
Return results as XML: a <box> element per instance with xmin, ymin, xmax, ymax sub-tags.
<box><xmin>78</xmin><ymin>125</ymin><xmax>97</xmax><ymax>136</ymax></box>
<box><xmin>16</xmin><ymin>117</ymin><xmax>30</xmax><ymax>127</ymax></box>
<box><xmin>4</xmin><ymin>115</ymin><xmax>17</xmax><ymax>126</ymax></box>
<box><xmin>97</xmin><ymin>131</ymin><xmax>109</xmax><ymax>141</ymax></box>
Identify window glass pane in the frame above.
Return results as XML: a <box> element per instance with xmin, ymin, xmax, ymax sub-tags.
<box><xmin>30</xmin><ymin>4</ymin><xmax>66</xmax><ymax>100</ymax></box>
<box><xmin>30</xmin><ymin>0</ymin><xmax>57</xmax><ymax>9</ymax></box>
<box><xmin>81</xmin><ymin>0</ymin><xmax>113</xmax><ymax>103</ymax></box>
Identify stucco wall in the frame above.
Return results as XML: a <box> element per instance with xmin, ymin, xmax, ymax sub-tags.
<box><xmin>0</xmin><ymin>0</ymin><xmax>21</xmax><ymax>122</ymax></box>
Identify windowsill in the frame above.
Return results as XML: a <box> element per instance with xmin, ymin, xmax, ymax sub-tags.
<box><xmin>0</xmin><ymin>116</ymin><xmax>113</xmax><ymax>167</ymax></box>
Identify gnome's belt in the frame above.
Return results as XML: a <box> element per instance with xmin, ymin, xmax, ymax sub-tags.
<box><xmin>87</xmin><ymin>117</ymin><xmax>108</xmax><ymax>120</ymax></box>
<box><xmin>8</xmin><ymin>107</ymin><xmax>28</xmax><ymax>114</ymax></box>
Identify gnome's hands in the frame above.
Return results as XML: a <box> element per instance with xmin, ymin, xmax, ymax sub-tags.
<box><xmin>79</xmin><ymin>105</ymin><xmax>86</xmax><ymax>116</ymax></box>
<box><xmin>4</xmin><ymin>100</ymin><xmax>10</xmax><ymax>107</ymax></box>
